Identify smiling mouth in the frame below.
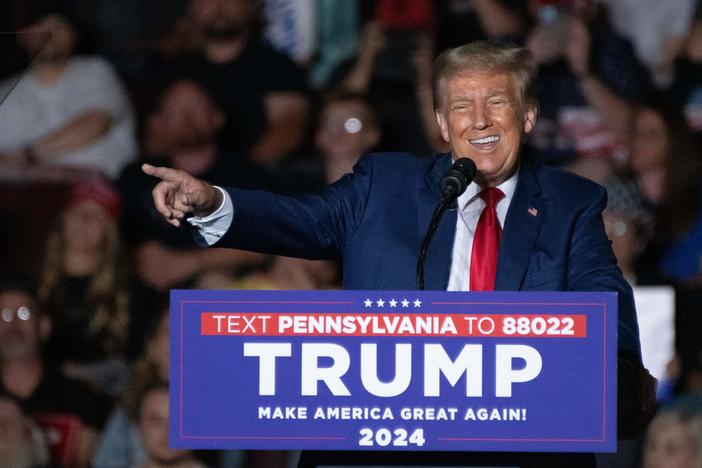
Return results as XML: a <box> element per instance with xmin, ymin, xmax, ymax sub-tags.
<box><xmin>469</xmin><ymin>135</ymin><xmax>500</xmax><ymax>146</ymax></box>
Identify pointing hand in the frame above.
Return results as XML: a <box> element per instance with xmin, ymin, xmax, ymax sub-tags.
<box><xmin>142</xmin><ymin>163</ymin><xmax>222</xmax><ymax>227</ymax></box>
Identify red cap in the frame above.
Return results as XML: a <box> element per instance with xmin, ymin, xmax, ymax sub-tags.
<box><xmin>67</xmin><ymin>177</ymin><xmax>121</xmax><ymax>219</ymax></box>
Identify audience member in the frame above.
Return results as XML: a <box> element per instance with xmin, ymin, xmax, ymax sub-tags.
<box><xmin>260</xmin><ymin>0</ymin><xmax>316</xmax><ymax>65</ymax></box>
<box><xmin>361</xmin><ymin>0</ymin><xmax>435</xmax><ymax>85</ymax></box>
<box><xmin>199</xmin><ymin>255</ymin><xmax>340</xmax><ymax>292</ymax></box>
<box><xmin>641</xmin><ymin>394</ymin><xmax>702</xmax><ymax>468</ymax></box>
<box><xmin>627</xmin><ymin>102</ymin><xmax>702</xmax><ymax>285</ymax></box>
<box><xmin>118</xmin><ymin>79</ymin><xmax>273</xmax><ymax>352</ymax></box>
<box><xmin>334</xmin><ymin>17</ymin><xmax>442</xmax><ymax>155</ymax></box>
<box><xmin>435</xmin><ymin>0</ymin><xmax>531</xmax><ymax>50</ymax></box>
<box><xmin>193</xmin><ymin>91</ymin><xmax>372</xmax><ymax>309</ymax></box>
<box><xmin>314</xmin><ymin>91</ymin><xmax>382</xmax><ymax>184</ymax></box>
<box><xmin>669</xmin><ymin>18</ymin><xmax>702</xmax><ymax>132</ymax></box>
<box><xmin>130</xmin><ymin>376</ymin><xmax>210</xmax><ymax>468</ymax></box>
<box><xmin>174</xmin><ymin>0</ymin><xmax>310</xmax><ymax>165</ymax></box>
<box><xmin>600</xmin><ymin>0</ymin><xmax>695</xmax><ymax>87</ymax></box>
<box><xmin>38</xmin><ymin>177</ymin><xmax>131</xmax><ymax>395</ymax></box>
<box><xmin>280</xmin><ymin>88</ymin><xmax>384</xmax><ymax>204</ymax></box>
<box><xmin>0</xmin><ymin>6</ymin><xmax>136</xmax><ymax>179</ymax></box>
<box><xmin>306</xmin><ymin>0</ymin><xmax>361</xmax><ymax>88</ymax></box>
<box><xmin>602</xmin><ymin>172</ymin><xmax>653</xmax><ymax>285</ymax></box>
<box><xmin>93</xmin><ymin>306</ymin><xmax>169</xmax><ymax>468</ymax></box>
<box><xmin>78</xmin><ymin>0</ymin><xmax>189</xmax><ymax>58</ymax></box>
<box><xmin>524</xmin><ymin>0</ymin><xmax>652</xmax><ymax>165</ymax></box>
<box><xmin>118</xmin><ymin>80</ymin><xmax>271</xmax><ymax>293</ymax></box>
<box><xmin>0</xmin><ymin>392</ymin><xmax>50</xmax><ymax>468</ymax></box>
<box><xmin>0</xmin><ymin>278</ymin><xmax>108</xmax><ymax>468</ymax></box>
<box><xmin>565</xmin><ymin>159</ymin><xmax>660</xmax><ymax>467</ymax></box>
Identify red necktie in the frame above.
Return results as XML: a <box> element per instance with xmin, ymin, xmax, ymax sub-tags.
<box><xmin>470</xmin><ymin>187</ymin><xmax>505</xmax><ymax>291</ymax></box>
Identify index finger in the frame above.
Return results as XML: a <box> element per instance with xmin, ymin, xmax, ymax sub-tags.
<box><xmin>142</xmin><ymin>163</ymin><xmax>183</xmax><ymax>182</ymax></box>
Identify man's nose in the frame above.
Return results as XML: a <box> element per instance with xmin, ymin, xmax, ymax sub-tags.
<box><xmin>471</xmin><ymin>105</ymin><xmax>492</xmax><ymax>130</ymax></box>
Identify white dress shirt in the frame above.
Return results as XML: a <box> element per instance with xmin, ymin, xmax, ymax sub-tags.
<box><xmin>446</xmin><ymin>173</ymin><xmax>518</xmax><ymax>291</ymax></box>
<box><xmin>190</xmin><ymin>172</ymin><xmax>518</xmax><ymax>291</ymax></box>
<box><xmin>187</xmin><ymin>187</ymin><xmax>233</xmax><ymax>246</ymax></box>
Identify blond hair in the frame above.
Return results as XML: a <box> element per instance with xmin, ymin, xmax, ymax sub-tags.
<box><xmin>433</xmin><ymin>40</ymin><xmax>537</xmax><ymax>112</ymax></box>
<box><xmin>38</xmin><ymin>212</ymin><xmax>129</xmax><ymax>357</ymax></box>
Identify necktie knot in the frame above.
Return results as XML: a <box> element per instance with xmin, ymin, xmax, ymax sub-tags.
<box><xmin>479</xmin><ymin>187</ymin><xmax>505</xmax><ymax>207</ymax></box>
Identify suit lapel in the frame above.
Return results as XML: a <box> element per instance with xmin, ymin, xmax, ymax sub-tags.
<box><xmin>416</xmin><ymin>153</ymin><xmax>456</xmax><ymax>290</ymax></box>
<box><xmin>495</xmin><ymin>159</ymin><xmax>545</xmax><ymax>290</ymax></box>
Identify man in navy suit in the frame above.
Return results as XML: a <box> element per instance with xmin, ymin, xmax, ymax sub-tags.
<box><xmin>144</xmin><ymin>41</ymin><xmax>648</xmax><ymax>466</ymax></box>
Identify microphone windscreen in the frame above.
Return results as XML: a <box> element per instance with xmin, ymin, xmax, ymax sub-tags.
<box><xmin>439</xmin><ymin>157</ymin><xmax>477</xmax><ymax>202</ymax></box>
<box><xmin>453</xmin><ymin>157</ymin><xmax>477</xmax><ymax>181</ymax></box>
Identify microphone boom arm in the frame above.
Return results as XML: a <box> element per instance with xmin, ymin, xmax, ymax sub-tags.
<box><xmin>416</xmin><ymin>200</ymin><xmax>451</xmax><ymax>290</ymax></box>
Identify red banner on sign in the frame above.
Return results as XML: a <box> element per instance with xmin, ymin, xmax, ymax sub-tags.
<box><xmin>200</xmin><ymin>312</ymin><xmax>587</xmax><ymax>338</ymax></box>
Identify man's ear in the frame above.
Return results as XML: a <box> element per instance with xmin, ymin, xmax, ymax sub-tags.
<box><xmin>523</xmin><ymin>106</ymin><xmax>537</xmax><ymax>134</ymax></box>
<box><xmin>435</xmin><ymin>110</ymin><xmax>450</xmax><ymax>143</ymax></box>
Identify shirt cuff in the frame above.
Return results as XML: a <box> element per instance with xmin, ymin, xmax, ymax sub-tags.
<box><xmin>187</xmin><ymin>186</ymin><xmax>234</xmax><ymax>246</ymax></box>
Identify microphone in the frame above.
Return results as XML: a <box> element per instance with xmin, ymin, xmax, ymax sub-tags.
<box><xmin>417</xmin><ymin>157</ymin><xmax>477</xmax><ymax>290</ymax></box>
<box><xmin>440</xmin><ymin>157</ymin><xmax>477</xmax><ymax>203</ymax></box>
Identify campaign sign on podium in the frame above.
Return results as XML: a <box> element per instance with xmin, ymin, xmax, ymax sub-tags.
<box><xmin>170</xmin><ymin>290</ymin><xmax>617</xmax><ymax>452</ymax></box>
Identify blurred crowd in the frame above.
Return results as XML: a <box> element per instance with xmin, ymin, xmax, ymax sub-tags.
<box><xmin>1</xmin><ymin>0</ymin><xmax>702</xmax><ymax>467</ymax></box>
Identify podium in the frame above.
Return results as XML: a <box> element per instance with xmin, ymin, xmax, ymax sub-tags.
<box><xmin>170</xmin><ymin>290</ymin><xmax>617</xmax><ymax>462</ymax></box>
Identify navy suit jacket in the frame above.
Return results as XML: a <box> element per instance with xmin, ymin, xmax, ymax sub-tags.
<box><xmin>218</xmin><ymin>152</ymin><xmax>641</xmax><ymax>357</ymax></box>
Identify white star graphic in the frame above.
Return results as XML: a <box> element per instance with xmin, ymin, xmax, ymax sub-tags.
<box><xmin>389</xmin><ymin>299</ymin><xmax>397</xmax><ymax>308</ymax></box>
<box><xmin>413</xmin><ymin>299</ymin><xmax>422</xmax><ymax>308</ymax></box>
<box><xmin>401</xmin><ymin>299</ymin><xmax>410</xmax><ymax>308</ymax></box>
<box><xmin>364</xmin><ymin>299</ymin><xmax>373</xmax><ymax>308</ymax></box>
<box><xmin>376</xmin><ymin>299</ymin><xmax>385</xmax><ymax>307</ymax></box>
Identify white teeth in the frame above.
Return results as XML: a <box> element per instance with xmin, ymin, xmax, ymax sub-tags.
<box><xmin>469</xmin><ymin>135</ymin><xmax>499</xmax><ymax>144</ymax></box>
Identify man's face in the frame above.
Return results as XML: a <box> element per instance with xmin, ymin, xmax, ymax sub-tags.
<box><xmin>139</xmin><ymin>388</ymin><xmax>190</xmax><ymax>464</ymax></box>
<box><xmin>153</xmin><ymin>81</ymin><xmax>224</xmax><ymax>152</ymax></box>
<box><xmin>0</xmin><ymin>291</ymin><xmax>44</xmax><ymax>359</ymax></box>
<box><xmin>19</xmin><ymin>14</ymin><xmax>76</xmax><ymax>63</ymax></box>
<box><xmin>435</xmin><ymin>71</ymin><xmax>536</xmax><ymax>187</ymax></box>
<box><xmin>148</xmin><ymin>82</ymin><xmax>224</xmax><ymax>174</ymax></box>
<box><xmin>315</xmin><ymin>100</ymin><xmax>380</xmax><ymax>161</ymax></box>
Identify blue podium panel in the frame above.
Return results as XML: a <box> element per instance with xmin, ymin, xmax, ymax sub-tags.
<box><xmin>170</xmin><ymin>290</ymin><xmax>617</xmax><ymax>453</ymax></box>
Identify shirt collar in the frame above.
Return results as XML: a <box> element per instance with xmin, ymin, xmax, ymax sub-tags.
<box><xmin>458</xmin><ymin>167</ymin><xmax>519</xmax><ymax>211</ymax></box>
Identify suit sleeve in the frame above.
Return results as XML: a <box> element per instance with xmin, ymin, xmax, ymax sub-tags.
<box><xmin>567</xmin><ymin>186</ymin><xmax>642</xmax><ymax>361</ymax></box>
<box><xmin>213</xmin><ymin>155</ymin><xmax>373</xmax><ymax>260</ymax></box>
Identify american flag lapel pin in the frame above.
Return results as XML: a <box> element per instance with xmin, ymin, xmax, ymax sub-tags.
<box><xmin>528</xmin><ymin>207</ymin><xmax>538</xmax><ymax>217</ymax></box>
